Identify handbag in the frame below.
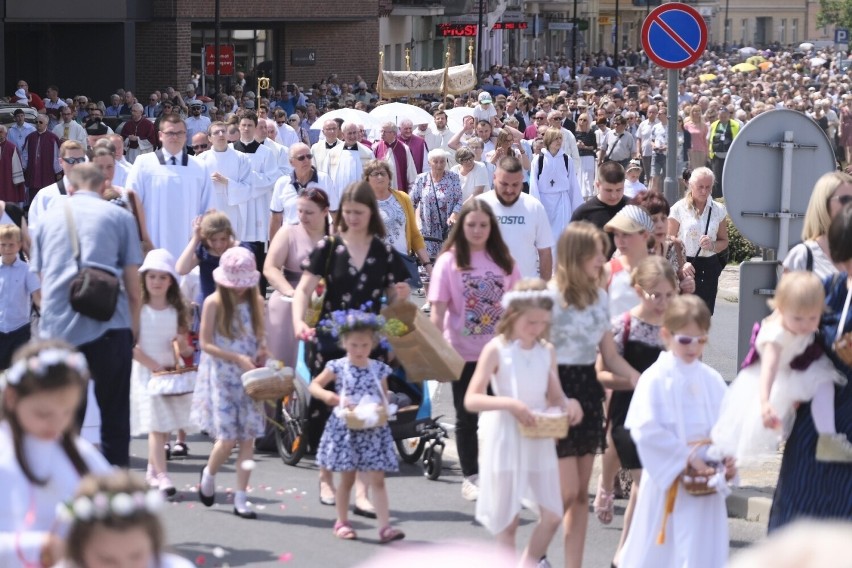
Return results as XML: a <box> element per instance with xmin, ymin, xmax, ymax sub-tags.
<box><xmin>64</xmin><ymin>201</ymin><xmax>120</xmax><ymax>322</ymax></box>
<box><xmin>680</xmin><ymin>440</ymin><xmax>720</xmax><ymax>496</ymax></box>
<box><xmin>702</xmin><ymin>200</ymin><xmax>729</xmax><ymax>268</ymax></box>
<box><xmin>305</xmin><ymin>236</ymin><xmax>334</xmax><ymax>327</ymax></box>
<box><xmin>399</xmin><ymin>252</ymin><xmax>422</xmax><ymax>289</ymax></box>
<box><xmin>148</xmin><ymin>340</ymin><xmax>197</xmax><ymax>396</ymax></box>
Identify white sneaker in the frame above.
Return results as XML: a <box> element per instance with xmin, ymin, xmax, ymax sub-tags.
<box><xmin>461</xmin><ymin>475</ymin><xmax>479</xmax><ymax>501</ymax></box>
<box><xmin>420</xmin><ymin>301</ymin><xmax>431</xmax><ymax>313</ymax></box>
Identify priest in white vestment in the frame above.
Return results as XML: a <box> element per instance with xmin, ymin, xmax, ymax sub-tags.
<box><xmin>262</xmin><ymin>118</ymin><xmax>293</xmax><ymax>178</ymax></box>
<box><xmin>328</xmin><ymin>122</ymin><xmax>374</xmax><ymax>190</ymax></box>
<box><xmin>231</xmin><ymin>115</ymin><xmax>281</xmax><ymax>246</ymax></box>
<box><xmin>196</xmin><ymin>122</ymin><xmax>253</xmax><ymax>237</ymax></box>
<box><xmin>125</xmin><ymin>116</ymin><xmax>214</xmax><ymax>259</ymax></box>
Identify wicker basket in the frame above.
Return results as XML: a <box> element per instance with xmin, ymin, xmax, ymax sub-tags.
<box><xmin>241</xmin><ymin>367</ymin><xmax>295</xmax><ymax>401</ymax></box>
<box><xmin>344</xmin><ymin>405</ymin><xmax>389</xmax><ymax>430</ymax></box>
<box><xmin>834</xmin><ymin>333</ymin><xmax>852</xmax><ymax>367</ymax></box>
<box><xmin>519</xmin><ymin>412</ymin><xmax>570</xmax><ymax>439</ymax></box>
<box><xmin>681</xmin><ymin>440</ymin><xmax>718</xmax><ymax>496</ymax></box>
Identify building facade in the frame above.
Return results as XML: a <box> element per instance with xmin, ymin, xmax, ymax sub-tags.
<box><xmin>2</xmin><ymin>0</ymin><xmax>381</xmax><ymax>101</ymax></box>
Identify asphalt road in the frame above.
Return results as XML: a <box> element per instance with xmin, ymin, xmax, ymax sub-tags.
<box><xmin>140</xmin><ymin>297</ymin><xmax>767</xmax><ymax>567</ymax></box>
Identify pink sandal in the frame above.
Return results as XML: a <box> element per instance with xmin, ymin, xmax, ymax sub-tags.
<box><xmin>378</xmin><ymin>525</ymin><xmax>405</xmax><ymax>544</ymax></box>
<box><xmin>333</xmin><ymin>520</ymin><xmax>357</xmax><ymax>540</ymax></box>
<box><xmin>593</xmin><ymin>481</ymin><xmax>615</xmax><ymax>525</ymax></box>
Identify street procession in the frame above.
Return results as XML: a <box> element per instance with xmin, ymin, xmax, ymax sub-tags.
<box><xmin>1</xmin><ymin>1</ymin><xmax>852</xmax><ymax>566</ymax></box>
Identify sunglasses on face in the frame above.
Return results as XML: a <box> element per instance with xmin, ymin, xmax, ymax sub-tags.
<box><xmin>192</xmin><ymin>144</ymin><xmax>209</xmax><ymax>150</ymax></box>
<box><xmin>293</xmin><ymin>154</ymin><xmax>313</xmax><ymax>161</ymax></box>
<box><xmin>673</xmin><ymin>334</ymin><xmax>708</xmax><ymax>346</ymax></box>
<box><xmin>831</xmin><ymin>194</ymin><xmax>852</xmax><ymax>206</ymax></box>
<box><xmin>61</xmin><ymin>156</ymin><xmax>86</xmax><ymax>165</ymax></box>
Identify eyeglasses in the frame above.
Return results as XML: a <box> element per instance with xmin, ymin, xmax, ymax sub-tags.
<box><xmin>192</xmin><ymin>144</ymin><xmax>209</xmax><ymax>150</ymax></box>
<box><xmin>534</xmin><ymin>116</ymin><xmax>546</xmax><ymax>120</ymax></box>
<box><xmin>210</xmin><ymin>129</ymin><xmax>226</xmax><ymax>136</ymax></box>
<box><xmin>88</xmin><ymin>107</ymin><xmax>97</xmax><ymax>112</ymax></box>
<box><xmin>61</xmin><ymin>156</ymin><xmax>86</xmax><ymax>165</ymax></box>
<box><xmin>161</xmin><ymin>131</ymin><xmax>186</xmax><ymax>137</ymax></box>
<box><xmin>150</xmin><ymin>98</ymin><xmax>158</xmax><ymax>101</ymax></box>
<box><xmin>831</xmin><ymin>194</ymin><xmax>852</xmax><ymax>206</ymax></box>
<box><xmin>293</xmin><ymin>154</ymin><xmax>313</xmax><ymax>161</ymax></box>
<box><xmin>672</xmin><ymin>334</ymin><xmax>708</xmax><ymax>346</ymax></box>
<box><xmin>368</xmin><ymin>171</ymin><xmax>388</xmax><ymax>178</ymax></box>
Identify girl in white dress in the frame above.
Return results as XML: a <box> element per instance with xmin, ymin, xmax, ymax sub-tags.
<box><xmin>465</xmin><ymin>279</ymin><xmax>583</xmax><ymax>566</ymax></box>
<box><xmin>0</xmin><ymin>340</ymin><xmax>111</xmax><ymax>568</ymax></box>
<box><xmin>619</xmin><ymin>295</ymin><xmax>734</xmax><ymax>568</ymax></box>
<box><xmin>711</xmin><ymin>271</ymin><xmax>852</xmax><ymax>464</ymax></box>
<box><xmin>57</xmin><ymin>470</ymin><xmax>194</xmax><ymax>568</ymax></box>
<box><xmin>131</xmin><ymin>249</ymin><xmax>196</xmax><ymax>497</ymax></box>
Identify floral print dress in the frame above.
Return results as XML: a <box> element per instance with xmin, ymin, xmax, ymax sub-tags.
<box><xmin>191</xmin><ymin>302</ymin><xmax>265</xmax><ymax>441</ymax></box>
<box><xmin>316</xmin><ymin>358</ymin><xmax>399</xmax><ymax>472</ymax></box>
<box><xmin>409</xmin><ymin>170</ymin><xmax>462</xmax><ymax>257</ymax></box>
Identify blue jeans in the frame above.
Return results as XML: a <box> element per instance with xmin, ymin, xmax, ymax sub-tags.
<box><xmin>76</xmin><ymin>328</ymin><xmax>134</xmax><ymax>466</ymax></box>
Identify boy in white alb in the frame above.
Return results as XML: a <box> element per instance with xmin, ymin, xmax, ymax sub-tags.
<box><xmin>478</xmin><ymin>157</ymin><xmax>554</xmax><ymax>279</ymax></box>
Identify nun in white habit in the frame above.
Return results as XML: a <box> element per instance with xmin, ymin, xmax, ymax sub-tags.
<box><xmin>529</xmin><ymin>128</ymin><xmax>583</xmax><ymax>253</ymax></box>
<box><xmin>618</xmin><ymin>347</ymin><xmax>732</xmax><ymax>568</ymax></box>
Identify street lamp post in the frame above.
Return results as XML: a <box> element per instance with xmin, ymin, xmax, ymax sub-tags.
<box><xmin>614</xmin><ymin>0</ymin><xmax>619</xmax><ymax>68</ymax></box>
<box><xmin>724</xmin><ymin>0</ymin><xmax>730</xmax><ymax>51</ymax></box>
<box><xmin>572</xmin><ymin>0</ymin><xmax>579</xmax><ymax>79</ymax></box>
<box><xmin>477</xmin><ymin>0</ymin><xmax>485</xmax><ymax>78</ymax></box>
<box><xmin>214</xmin><ymin>0</ymin><xmax>221</xmax><ymax>96</ymax></box>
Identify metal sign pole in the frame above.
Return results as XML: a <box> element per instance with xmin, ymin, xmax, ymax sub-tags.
<box><xmin>664</xmin><ymin>68</ymin><xmax>679</xmax><ymax>204</ymax></box>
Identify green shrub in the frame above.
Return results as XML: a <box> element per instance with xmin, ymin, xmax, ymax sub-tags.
<box><xmin>726</xmin><ymin>216</ymin><xmax>760</xmax><ymax>264</ymax></box>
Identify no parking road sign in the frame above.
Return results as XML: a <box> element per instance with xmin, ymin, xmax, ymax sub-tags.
<box><xmin>641</xmin><ymin>3</ymin><xmax>707</xmax><ymax>69</ymax></box>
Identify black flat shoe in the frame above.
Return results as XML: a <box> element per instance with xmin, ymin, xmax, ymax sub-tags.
<box><xmin>198</xmin><ymin>469</ymin><xmax>215</xmax><ymax>507</ymax></box>
<box><xmin>233</xmin><ymin>507</ymin><xmax>257</xmax><ymax>519</ymax></box>
<box><xmin>319</xmin><ymin>481</ymin><xmax>335</xmax><ymax>506</ymax></box>
<box><xmin>353</xmin><ymin>505</ymin><xmax>377</xmax><ymax>519</ymax></box>
<box><xmin>171</xmin><ymin>442</ymin><xmax>189</xmax><ymax>457</ymax></box>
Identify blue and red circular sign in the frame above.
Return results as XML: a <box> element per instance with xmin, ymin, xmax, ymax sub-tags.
<box><xmin>641</xmin><ymin>3</ymin><xmax>707</xmax><ymax>69</ymax></box>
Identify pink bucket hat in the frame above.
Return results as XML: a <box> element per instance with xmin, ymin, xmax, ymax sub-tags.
<box><xmin>213</xmin><ymin>247</ymin><xmax>259</xmax><ymax>289</ymax></box>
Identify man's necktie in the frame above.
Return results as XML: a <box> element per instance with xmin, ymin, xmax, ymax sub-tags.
<box><xmin>63</xmin><ymin>126</ymin><xmax>69</xmax><ymax>140</ymax></box>
<box><xmin>170</xmin><ymin>156</ymin><xmax>177</xmax><ymax>165</ymax></box>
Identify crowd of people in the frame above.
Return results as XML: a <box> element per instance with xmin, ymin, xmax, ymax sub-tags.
<box><xmin>1</xmin><ymin>41</ymin><xmax>852</xmax><ymax>568</ymax></box>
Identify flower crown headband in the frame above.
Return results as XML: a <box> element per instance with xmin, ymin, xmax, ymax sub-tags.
<box><xmin>500</xmin><ymin>289</ymin><xmax>558</xmax><ymax>310</ymax></box>
<box><xmin>55</xmin><ymin>490</ymin><xmax>164</xmax><ymax>524</ymax></box>
<box><xmin>3</xmin><ymin>348</ymin><xmax>89</xmax><ymax>387</ymax></box>
<box><xmin>319</xmin><ymin>307</ymin><xmax>386</xmax><ymax>339</ymax></box>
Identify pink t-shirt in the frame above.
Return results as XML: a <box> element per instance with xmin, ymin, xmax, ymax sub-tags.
<box><xmin>684</xmin><ymin>120</ymin><xmax>709</xmax><ymax>153</ymax></box>
<box><xmin>428</xmin><ymin>249</ymin><xmax>521</xmax><ymax>362</ymax></box>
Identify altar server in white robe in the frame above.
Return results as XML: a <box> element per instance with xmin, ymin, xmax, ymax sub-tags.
<box><xmin>328</xmin><ymin>121</ymin><xmax>375</xmax><ymax>190</ymax></box>
<box><xmin>0</xmin><ymin>342</ymin><xmax>112</xmax><ymax>568</ymax></box>
<box><xmin>530</xmin><ymin>128</ymin><xmax>584</xmax><ymax>252</ymax></box>
<box><xmin>262</xmin><ymin>118</ymin><xmax>293</xmax><ymax>178</ymax></box>
<box><xmin>231</xmin><ymin>112</ymin><xmax>280</xmax><ymax>247</ymax></box>
<box><xmin>125</xmin><ymin>115</ymin><xmax>214</xmax><ymax>259</ymax></box>
<box><xmin>196</xmin><ymin>121</ymin><xmax>253</xmax><ymax>237</ymax></box>
<box><xmin>618</xmin><ymin>295</ymin><xmax>735</xmax><ymax>568</ymax></box>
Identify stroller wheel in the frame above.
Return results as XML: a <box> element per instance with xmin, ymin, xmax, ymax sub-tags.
<box><xmin>423</xmin><ymin>444</ymin><xmax>443</xmax><ymax>480</ymax></box>
<box><xmin>396</xmin><ymin>437</ymin><xmax>426</xmax><ymax>464</ymax></box>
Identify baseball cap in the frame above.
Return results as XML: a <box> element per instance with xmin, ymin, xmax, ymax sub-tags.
<box><xmin>478</xmin><ymin>92</ymin><xmax>492</xmax><ymax>104</ymax></box>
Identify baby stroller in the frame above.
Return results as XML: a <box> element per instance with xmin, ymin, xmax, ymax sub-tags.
<box><xmin>274</xmin><ymin>341</ymin><xmax>449</xmax><ymax>480</ymax></box>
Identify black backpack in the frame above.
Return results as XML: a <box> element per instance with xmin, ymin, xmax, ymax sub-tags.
<box><xmin>536</xmin><ymin>153</ymin><xmax>571</xmax><ymax>180</ymax></box>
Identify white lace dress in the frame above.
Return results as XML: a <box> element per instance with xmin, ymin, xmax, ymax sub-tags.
<box><xmin>130</xmin><ymin>305</ymin><xmax>196</xmax><ymax>435</ymax></box>
<box><xmin>476</xmin><ymin>339</ymin><xmax>563</xmax><ymax>535</ymax></box>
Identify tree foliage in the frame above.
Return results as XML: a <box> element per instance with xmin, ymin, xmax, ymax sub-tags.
<box><xmin>818</xmin><ymin>0</ymin><xmax>852</xmax><ymax>32</ymax></box>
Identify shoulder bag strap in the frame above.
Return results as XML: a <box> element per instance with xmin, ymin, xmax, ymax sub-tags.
<box><xmin>605</xmin><ymin>133</ymin><xmax>623</xmax><ymax>161</ymax></box>
<box><xmin>836</xmin><ymin>279</ymin><xmax>852</xmax><ymax>345</ymax></box>
<box><xmin>57</xmin><ymin>178</ymin><xmax>66</xmax><ymax>195</ymax></box>
<box><xmin>430</xmin><ymin>176</ymin><xmax>446</xmax><ymax>229</ymax></box>
<box><xmin>805</xmin><ymin>242</ymin><xmax>814</xmax><ymax>272</ymax></box>
<box><xmin>703</xmin><ymin>200</ymin><xmax>713</xmax><ymax>236</ymax></box>
<box><xmin>63</xmin><ymin>200</ymin><xmax>82</xmax><ymax>269</ymax></box>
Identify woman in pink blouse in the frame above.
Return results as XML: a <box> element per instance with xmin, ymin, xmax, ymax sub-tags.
<box><xmin>683</xmin><ymin>105</ymin><xmax>709</xmax><ymax>172</ymax></box>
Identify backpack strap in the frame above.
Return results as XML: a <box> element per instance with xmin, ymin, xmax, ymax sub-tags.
<box><xmin>805</xmin><ymin>242</ymin><xmax>814</xmax><ymax>272</ymax></box>
<box><xmin>57</xmin><ymin>178</ymin><xmax>66</xmax><ymax>195</ymax></box>
<box><xmin>536</xmin><ymin>153</ymin><xmax>573</xmax><ymax>180</ymax></box>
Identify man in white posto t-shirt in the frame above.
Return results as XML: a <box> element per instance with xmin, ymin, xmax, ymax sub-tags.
<box><xmin>478</xmin><ymin>156</ymin><xmax>553</xmax><ymax>279</ymax></box>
